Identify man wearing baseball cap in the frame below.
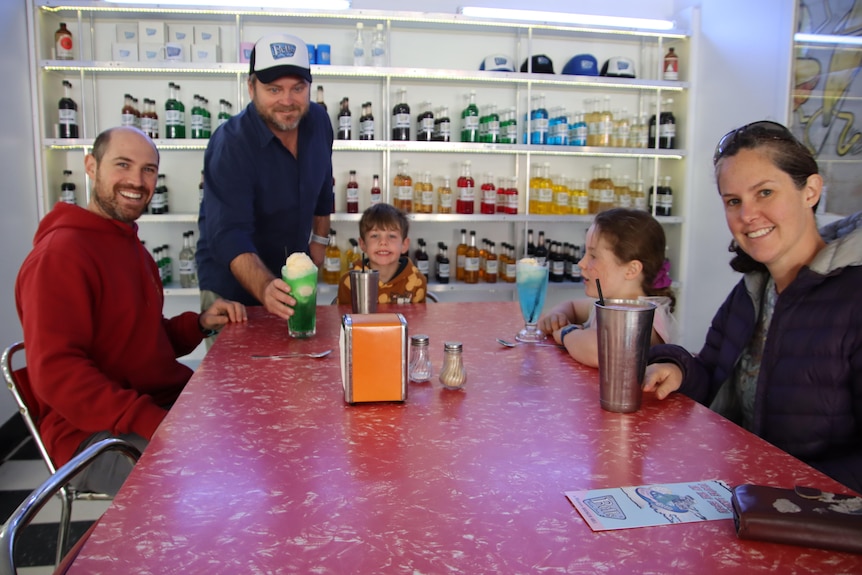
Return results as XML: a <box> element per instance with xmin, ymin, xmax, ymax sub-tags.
<box><xmin>196</xmin><ymin>33</ymin><xmax>334</xmax><ymax>326</ymax></box>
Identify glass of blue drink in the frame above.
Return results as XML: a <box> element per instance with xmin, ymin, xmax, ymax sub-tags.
<box><xmin>515</xmin><ymin>258</ymin><xmax>549</xmax><ymax>342</ymax></box>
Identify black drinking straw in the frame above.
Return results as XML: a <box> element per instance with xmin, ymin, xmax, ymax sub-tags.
<box><xmin>596</xmin><ymin>278</ymin><xmax>605</xmax><ymax>306</ymax></box>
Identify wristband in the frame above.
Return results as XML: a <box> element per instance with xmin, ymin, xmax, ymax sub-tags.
<box><xmin>560</xmin><ymin>324</ymin><xmax>581</xmax><ymax>345</ymax></box>
<box><xmin>310</xmin><ymin>233</ymin><xmax>329</xmax><ymax>246</ymax></box>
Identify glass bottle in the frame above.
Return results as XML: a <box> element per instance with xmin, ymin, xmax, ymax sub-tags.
<box><xmin>504</xmin><ymin>243</ymin><xmax>517</xmax><ymax>283</ymax></box>
<box><xmin>439</xmin><ymin>342</ymin><xmax>466</xmax><ymax>390</ymax></box>
<box><xmin>456</xmin><ymin>160</ymin><xmax>475</xmax><ymax>214</ymax></box>
<box><xmin>649</xmin><ymin>99</ymin><xmax>676</xmax><ymax>149</ymax></box>
<box><xmin>352</xmin><ymin>22</ymin><xmax>366</xmax><ymax>67</ymax></box>
<box><xmin>612</xmin><ymin>109</ymin><xmax>630</xmax><ymax>147</ymax></box>
<box><xmin>316</xmin><ymin>85</ymin><xmax>327</xmax><ymax>113</ymax></box>
<box><xmin>484</xmin><ymin>103</ymin><xmax>500</xmax><ymax>143</ymax></box>
<box><xmin>323</xmin><ymin>230</ymin><xmax>341</xmax><ymax>284</ymax></box>
<box><xmin>190</xmin><ymin>94</ymin><xmax>203</xmax><ymax>139</ymax></box>
<box><xmin>371</xmin><ymin>23</ymin><xmax>386</xmax><ymax>67</ymax></box>
<box><xmin>529</xmin><ymin>93</ymin><xmax>549</xmax><ymax>145</ymax></box>
<box><xmin>570</xmin><ymin>112</ymin><xmax>588</xmax><ymax>146</ymax></box>
<box><xmin>121</xmin><ymin>94</ymin><xmax>136</xmax><ymax>127</ymax></box>
<box><xmin>346</xmin><ymin>170</ymin><xmax>359</xmax><ymax>214</ymax></box>
<box><xmin>571</xmin><ymin>177</ymin><xmax>589</xmax><ymax>216</ymax></box>
<box><xmin>596</xmin><ymin>164</ymin><xmax>615</xmax><ymax>213</ymax></box>
<box><xmin>552</xmin><ymin>174</ymin><xmax>570</xmax><ymax>215</ymax></box>
<box><xmin>55</xmin><ymin>23</ymin><xmax>74</xmax><ymax>60</ymax></box>
<box><xmin>585</xmin><ymin>98</ymin><xmax>600</xmax><ymax>146</ymax></box>
<box><xmin>597</xmin><ymin>96</ymin><xmax>613</xmax><ymax>147</ymax></box>
<box><xmin>416</xmin><ymin>101</ymin><xmax>434</xmax><ymax>142</ymax></box>
<box><xmin>535</xmin><ymin>162</ymin><xmax>553</xmax><ymax>215</ymax></box>
<box><xmin>628</xmin><ymin>114</ymin><xmax>647</xmax><ymax>148</ymax></box>
<box><xmin>526</xmin><ymin>228</ymin><xmax>536</xmax><ymax>258</ymax></box>
<box><xmin>415</xmin><ymin>239</ymin><xmax>430</xmax><ymax>278</ymax></box>
<box><xmin>161</xmin><ymin>244</ymin><xmax>173</xmax><ymax>285</ymax></box>
<box><xmin>409</xmin><ymin>335</ymin><xmax>432</xmax><ymax>383</ymax></box>
<box><xmin>500</xmin><ymin>106</ymin><xmax>517</xmax><ymax>144</ymax></box>
<box><xmin>217</xmin><ymin>99</ymin><xmax>231</xmax><ymax>129</ymax></box>
<box><xmin>59</xmin><ymin>169</ymin><xmax>76</xmax><ymax>205</ymax></box>
<box><xmin>460</xmin><ymin>90</ymin><xmax>479</xmax><ymax>143</ymax></box>
<box><xmin>663</xmin><ymin>47</ymin><xmax>679</xmax><ymax>81</ymax></box>
<box><xmin>418</xmin><ymin>171</ymin><xmax>434</xmax><ymax>214</ymax></box>
<box><xmin>437</xmin><ymin>176</ymin><xmax>452</xmax><ymax>214</ymax></box>
<box><xmin>391</xmin><ymin>88</ymin><xmax>410</xmax><ymax>141</ymax></box>
<box><xmin>505</xmin><ymin>175</ymin><xmax>519</xmax><ymax>215</ymax></box>
<box><xmin>437</xmin><ymin>243</ymin><xmax>450</xmax><ymax>284</ymax></box>
<box><xmin>464</xmin><ymin>231</ymin><xmax>479</xmax><ymax>284</ymax></box>
<box><xmin>150</xmin><ymin>174</ymin><xmax>167</xmax><ymax>214</ymax></box>
<box><xmin>337</xmin><ymin>97</ymin><xmax>352</xmax><ymax>140</ymax></box>
<box><xmin>393</xmin><ymin>159</ymin><xmax>412</xmax><ymax>212</ymax></box>
<box><xmin>534</xmin><ymin>230</ymin><xmax>548</xmax><ymax>266</ymax></box>
<box><xmin>178</xmin><ymin>231</ymin><xmax>198</xmax><ymax>288</ymax></box>
<box><xmin>496</xmin><ymin>176</ymin><xmax>507</xmax><ymax>214</ymax></box>
<box><xmin>201</xmin><ymin>97</ymin><xmax>212</xmax><ymax>138</ymax></box>
<box><xmin>631</xmin><ymin>179</ymin><xmax>647</xmax><ymax>211</ymax></box>
<box><xmin>360</xmin><ymin>101</ymin><xmax>375</xmax><ymax>140</ymax></box>
<box><xmin>615</xmin><ymin>174</ymin><xmax>632</xmax><ymax>209</ymax></box>
<box><xmin>484</xmin><ymin>241</ymin><xmax>498</xmax><ymax>284</ymax></box>
<box><xmin>58</xmin><ymin>80</ymin><xmax>78</xmax><ymax>139</ymax></box>
<box><xmin>165</xmin><ymin>82</ymin><xmax>185</xmax><ymax>139</ymax></box>
<box><xmin>455</xmin><ymin>228</ymin><xmax>467</xmax><ymax>281</ymax></box>
<box><xmin>433</xmin><ymin>105</ymin><xmax>451</xmax><ymax>142</ymax></box>
<box><xmin>480</xmin><ymin>172</ymin><xmax>496</xmax><ymax>215</ymax></box>
<box><xmin>370</xmin><ymin>173</ymin><xmax>382</xmax><ymax>205</ymax></box>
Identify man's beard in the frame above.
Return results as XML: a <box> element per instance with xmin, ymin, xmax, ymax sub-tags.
<box><xmin>261</xmin><ymin>105</ymin><xmax>305</xmax><ymax>132</ymax></box>
<box><xmin>93</xmin><ymin>179</ymin><xmax>149</xmax><ymax>223</ymax></box>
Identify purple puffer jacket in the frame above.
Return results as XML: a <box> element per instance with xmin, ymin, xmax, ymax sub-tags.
<box><xmin>650</xmin><ymin>214</ymin><xmax>862</xmax><ymax>494</ymax></box>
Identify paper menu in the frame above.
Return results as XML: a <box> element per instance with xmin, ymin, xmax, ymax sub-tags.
<box><xmin>566</xmin><ymin>480</ymin><xmax>734</xmax><ymax>531</ymax></box>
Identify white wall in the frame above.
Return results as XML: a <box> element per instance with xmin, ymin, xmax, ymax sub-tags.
<box><xmin>0</xmin><ymin>0</ymin><xmax>39</xmax><ymax>421</ymax></box>
<box><xmin>0</xmin><ymin>0</ymin><xmax>795</xmax><ymax>421</ymax></box>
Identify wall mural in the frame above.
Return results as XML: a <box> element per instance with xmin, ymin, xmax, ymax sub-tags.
<box><xmin>795</xmin><ymin>0</ymin><xmax>862</xmax><ymax>215</ymax></box>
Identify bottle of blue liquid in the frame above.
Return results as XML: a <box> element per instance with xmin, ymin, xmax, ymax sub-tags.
<box><xmin>555</xmin><ymin>107</ymin><xmax>568</xmax><ymax>146</ymax></box>
<box><xmin>570</xmin><ymin>112</ymin><xmax>587</xmax><ymax>146</ymax></box>
<box><xmin>529</xmin><ymin>93</ymin><xmax>548</xmax><ymax>145</ymax></box>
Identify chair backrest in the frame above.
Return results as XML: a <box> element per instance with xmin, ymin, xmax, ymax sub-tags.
<box><xmin>0</xmin><ymin>438</ymin><xmax>141</xmax><ymax>575</ymax></box>
<box><xmin>1</xmin><ymin>342</ymin><xmax>57</xmax><ymax>474</ymax></box>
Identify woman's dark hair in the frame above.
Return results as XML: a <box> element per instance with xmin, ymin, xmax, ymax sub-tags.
<box><xmin>593</xmin><ymin>207</ymin><xmax>675</xmax><ymax>311</ymax></box>
<box><xmin>713</xmin><ymin>121</ymin><xmax>819</xmax><ymax>273</ymax></box>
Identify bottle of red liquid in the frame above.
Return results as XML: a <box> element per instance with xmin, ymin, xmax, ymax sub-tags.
<box><xmin>346</xmin><ymin>170</ymin><xmax>359</xmax><ymax>213</ymax></box>
<box><xmin>480</xmin><ymin>172</ymin><xmax>496</xmax><ymax>214</ymax></box>
<box><xmin>456</xmin><ymin>160</ymin><xmax>475</xmax><ymax>214</ymax></box>
<box><xmin>370</xmin><ymin>174</ymin><xmax>381</xmax><ymax>205</ymax></box>
<box><xmin>496</xmin><ymin>176</ymin><xmax>507</xmax><ymax>213</ymax></box>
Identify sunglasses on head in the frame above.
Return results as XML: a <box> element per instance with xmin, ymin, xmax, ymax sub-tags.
<box><xmin>712</xmin><ymin>120</ymin><xmax>797</xmax><ymax>165</ymax></box>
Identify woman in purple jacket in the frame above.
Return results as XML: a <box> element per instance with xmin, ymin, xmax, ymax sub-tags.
<box><xmin>644</xmin><ymin>121</ymin><xmax>862</xmax><ymax>494</ymax></box>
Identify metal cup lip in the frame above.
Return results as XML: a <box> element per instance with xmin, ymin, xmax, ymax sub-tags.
<box><xmin>595</xmin><ymin>298</ymin><xmax>657</xmax><ymax>311</ymax></box>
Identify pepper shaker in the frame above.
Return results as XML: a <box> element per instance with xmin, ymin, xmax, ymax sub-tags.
<box><xmin>439</xmin><ymin>341</ymin><xmax>466</xmax><ymax>390</ymax></box>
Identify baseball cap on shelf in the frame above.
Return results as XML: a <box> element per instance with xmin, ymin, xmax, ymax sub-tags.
<box><xmin>600</xmin><ymin>57</ymin><xmax>636</xmax><ymax>78</ymax></box>
<box><xmin>562</xmin><ymin>54</ymin><xmax>599</xmax><ymax>76</ymax></box>
<box><xmin>249</xmin><ymin>33</ymin><xmax>312</xmax><ymax>84</ymax></box>
<box><xmin>479</xmin><ymin>54</ymin><xmax>515</xmax><ymax>72</ymax></box>
<box><xmin>520</xmin><ymin>54</ymin><xmax>554</xmax><ymax>74</ymax></box>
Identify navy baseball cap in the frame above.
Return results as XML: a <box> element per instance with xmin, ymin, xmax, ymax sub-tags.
<box><xmin>562</xmin><ymin>54</ymin><xmax>599</xmax><ymax>76</ymax></box>
<box><xmin>520</xmin><ymin>54</ymin><xmax>554</xmax><ymax>74</ymax></box>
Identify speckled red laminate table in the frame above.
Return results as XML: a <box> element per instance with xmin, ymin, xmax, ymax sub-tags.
<box><xmin>66</xmin><ymin>303</ymin><xmax>862</xmax><ymax>574</ymax></box>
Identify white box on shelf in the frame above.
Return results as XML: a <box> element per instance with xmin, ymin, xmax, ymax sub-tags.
<box><xmin>164</xmin><ymin>43</ymin><xmax>190</xmax><ymax>62</ymax></box>
<box><xmin>169</xmin><ymin>24</ymin><xmax>194</xmax><ymax>43</ymax></box>
<box><xmin>138</xmin><ymin>21</ymin><xmax>166</xmax><ymax>44</ymax></box>
<box><xmin>194</xmin><ymin>25</ymin><xmax>220</xmax><ymax>45</ymax></box>
<box><xmin>112</xmin><ymin>42</ymin><xmax>138</xmax><ymax>61</ymax></box>
<box><xmin>116</xmin><ymin>23</ymin><xmax>137</xmax><ymax>42</ymax></box>
<box><xmin>191</xmin><ymin>44</ymin><xmax>220</xmax><ymax>63</ymax></box>
<box><xmin>139</xmin><ymin>42</ymin><xmax>162</xmax><ymax>62</ymax></box>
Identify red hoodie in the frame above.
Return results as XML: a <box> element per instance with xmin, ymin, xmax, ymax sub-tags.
<box><xmin>15</xmin><ymin>203</ymin><xmax>203</xmax><ymax>466</ymax></box>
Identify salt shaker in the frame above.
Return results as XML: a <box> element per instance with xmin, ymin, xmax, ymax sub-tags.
<box><xmin>408</xmin><ymin>334</ymin><xmax>432</xmax><ymax>382</ymax></box>
<box><xmin>439</xmin><ymin>341</ymin><xmax>466</xmax><ymax>390</ymax></box>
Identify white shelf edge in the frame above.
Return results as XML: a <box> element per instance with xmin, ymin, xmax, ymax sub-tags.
<box><xmin>139</xmin><ymin>214</ymin><xmax>198</xmax><ymax>223</ymax></box>
<box><xmin>333</xmin><ymin>213</ymin><xmax>683</xmax><ymax>224</ymax></box>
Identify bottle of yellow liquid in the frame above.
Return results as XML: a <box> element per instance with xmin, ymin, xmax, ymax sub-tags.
<box><xmin>631</xmin><ymin>179</ymin><xmax>647</xmax><ymax>211</ymax></box>
<box><xmin>612</xmin><ymin>108</ymin><xmax>630</xmax><ymax>148</ymax></box>
<box><xmin>570</xmin><ymin>177</ymin><xmax>589</xmax><ymax>215</ymax></box>
<box><xmin>393</xmin><ymin>160</ymin><xmax>412</xmax><ymax>212</ymax></box>
<box><xmin>464</xmin><ymin>231</ymin><xmax>479</xmax><ymax>284</ymax></box>
<box><xmin>437</xmin><ymin>176</ymin><xmax>452</xmax><ymax>214</ymax></box>
<box><xmin>552</xmin><ymin>174</ymin><xmax>571</xmax><ymax>215</ymax></box>
<box><xmin>614</xmin><ymin>174</ymin><xmax>632</xmax><ymax>208</ymax></box>
<box><xmin>585</xmin><ymin>98</ymin><xmax>599</xmax><ymax>146</ymax></box>
<box><xmin>596</xmin><ymin>164</ymin><xmax>615</xmax><ymax>212</ymax></box>
<box><xmin>597</xmin><ymin>97</ymin><xmax>613</xmax><ymax>147</ymax></box>
<box><xmin>323</xmin><ymin>230</ymin><xmax>342</xmax><ymax>284</ymax></box>
<box><xmin>536</xmin><ymin>162</ymin><xmax>553</xmax><ymax>215</ymax></box>
<box><xmin>588</xmin><ymin>164</ymin><xmax>601</xmax><ymax>214</ymax></box>
<box><xmin>528</xmin><ymin>163</ymin><xmax>543</xmax><ymax>214</ymax></box>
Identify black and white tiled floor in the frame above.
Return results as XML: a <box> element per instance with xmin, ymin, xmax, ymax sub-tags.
<box><xmin>0</xmin><ymin>422</ymin><xmax>110</xmax><ymax>574</ymax></box>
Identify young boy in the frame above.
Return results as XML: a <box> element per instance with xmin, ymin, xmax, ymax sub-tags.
<box><xmin>337</xmin><ymin>203</ymin><xmax>427</xmax><ymax>304</ymax></box>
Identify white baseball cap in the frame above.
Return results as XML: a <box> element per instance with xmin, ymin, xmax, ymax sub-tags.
<box><xmin>250</xmin><ymin>33</ymin><xmax>312</xmax><ymax>84</ymax></box>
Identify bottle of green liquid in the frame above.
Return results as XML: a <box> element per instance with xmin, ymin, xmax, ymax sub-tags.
<box><xmin>165</xmin><ymin>82</ymin><xmax>186</xmax><ymax>139</ymax></box>
<box><xmin>190</xmin><ymin>94</ymin><xmax>203</xmax><ymax>139</ymax></box>
<box><xmin>460</xmin><ymin>90</ymin><xmax>479</xmax><ymax>143</ymax></box>
<box><xmin>201</xmin><ymin>97</ymin><xmax>212</xmax><ymax>139</ymax></box>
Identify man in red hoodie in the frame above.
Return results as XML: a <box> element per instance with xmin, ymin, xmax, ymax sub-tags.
<box><xmin>16</xmin><ymin>126</ymin><xmax>246</xmax><ymax>494</ymax></box>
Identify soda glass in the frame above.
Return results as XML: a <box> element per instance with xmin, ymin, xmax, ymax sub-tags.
<box><xmin>515</xmin><ymin>258</ymin><xmax>549</xmax><ymax>342</ymax></box>
<box><xmin>282</xmin><ymin>256</ymin><xmax>318</xmax><ymax>338</ymax></box>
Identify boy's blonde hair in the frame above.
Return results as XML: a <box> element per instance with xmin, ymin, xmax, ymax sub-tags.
<box><xmin>359</xmin><ymin>203</ymin><xmax>410</xmax><ymax>240</ymax></box>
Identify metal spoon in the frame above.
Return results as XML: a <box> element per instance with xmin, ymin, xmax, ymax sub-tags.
<box><xmin>496</xmin><ymin>338</ymin><xmax>562</xmax><ymax>349</ymax></box>
<box><xmin>251</xmin><ymin>349</ymin><xmax>333</xmax><ymax>359</ymax></box>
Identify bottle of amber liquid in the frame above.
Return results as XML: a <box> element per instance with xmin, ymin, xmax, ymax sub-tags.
<box><xmin>55</xmin><ymin>23</ymin><xmax>74</xmax><ymax>60</ymax></box>
<box><xmin>315</xmin><ymin>85</ymin><xmax>327</xmax><ymax>113</ymax></box>
<box><xmin>437</xmin><ymin>176</ymin><xmax>452</xmax><ymax>214</ymax></box>
<box><xmin>393</xmin><ymin>160</ymin><xmax>412</xmax><ymax>213</ymax></box>
<box><xmin>323</xmin><ymin>230</ymin><xmax>342</xmax><ymax>284</ymax></box>
<box><xmin>484</xmin><ymin>241</ymin><xmax>498</xmax><ymax>284</ymax></box>
<box><xmin>455</xmin><ymin>229</ymin><xmax>468</xmax><ymax>281</ymax></box>
<box><xmin>121</xmin><ymin>94</ymin><xmax>136</xmax><ymax>127</ymax></box>
<box><xmin>663</xmin><ymin>47</ymin><xmax>679</xmax><ymax>81</ymax></box>
<box><xmin>464</xmin><ymin>231</ymin><xmax>479</xmax><ymax>284</ymax></box>
<box><xmin>337</xmin><ymin>97</ymin><xmax>352</xmax><ymax>140</ymax></box>
<box><xmin>370</xmin><ymin>174</ymin><xmax>382</xmax><ymax>205</ymax></box>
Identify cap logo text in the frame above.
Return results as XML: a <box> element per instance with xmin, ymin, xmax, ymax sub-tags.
<box><xmin>270</xmin><ymin>42</ymin><xmax>297</xmax><ymax>60</ymax></box>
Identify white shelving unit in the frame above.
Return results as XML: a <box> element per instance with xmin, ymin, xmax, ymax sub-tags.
<box><xmin>30</xmin><ymin>0</ymin><xmax>691</xmax><ymax>324</ymax></box>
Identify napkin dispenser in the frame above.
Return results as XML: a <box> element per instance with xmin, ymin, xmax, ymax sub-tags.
<box><xmin>340</xmin><ymin>313</ymin><xmax>408</xmax><ymax>403</ymax></box>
